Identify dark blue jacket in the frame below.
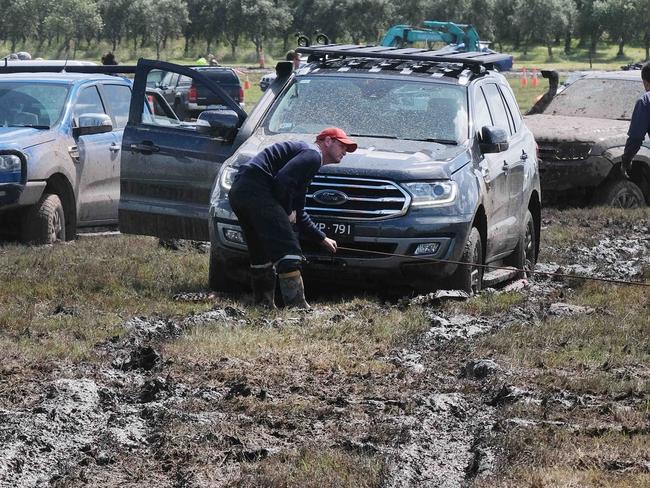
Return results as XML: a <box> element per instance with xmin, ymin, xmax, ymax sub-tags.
<box><xmin>240</xmin><ymin>141</ymin><xmax>326</xmax><ymax>241</ymax></box>
<box><xmin>622</xmin><ymin>91</ymin><xmax>650</xmax><ymax>165</ymax></box>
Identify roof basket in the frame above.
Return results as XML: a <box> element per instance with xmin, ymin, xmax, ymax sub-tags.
<box><xmin>296</xmin><ymin>44</ymin><xmax>511</xmax><ymax>73</ymax></box>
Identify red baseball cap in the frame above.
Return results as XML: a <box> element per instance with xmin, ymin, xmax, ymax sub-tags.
<box><xmin>316</xmin><ymin>127</ymin><xmax>357</xmax><ymax>152</ymax></box>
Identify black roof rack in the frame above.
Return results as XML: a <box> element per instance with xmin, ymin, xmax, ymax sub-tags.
<box><xmin>0</xmin><ymin>63</ymin><xmax>139</xmax><ymax>74</ymax></box>
<box><xmin>296</xmin><ymin>44</ymin><xmax>510</xmax><ymax>71</ymax></box>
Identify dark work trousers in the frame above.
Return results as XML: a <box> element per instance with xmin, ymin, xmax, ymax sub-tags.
<box><xmin>228</xmin><ymin>168</ymin><xmax>303</xmax><ymax>270</ymax></box>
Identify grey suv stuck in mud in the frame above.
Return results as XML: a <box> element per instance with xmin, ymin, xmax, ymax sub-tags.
<box><xmin>119</xmin><ymin>47</ymin><xmax>541</xmax><ymax>293</ymax></box>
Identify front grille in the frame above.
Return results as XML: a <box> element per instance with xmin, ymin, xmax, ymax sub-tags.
<box><xmin>305</xmin><ymin>175</ymin><xmax>409</xmax><ymax>220</ymax></box>
<box><xmin>302</xmin><ymin>240</ymin><xmax>397</xmax><ymax>259</ymax></box>
<box><xmin>538</xmin><ymin>142</ymin><xmax>591</xmax><ymax>161</ymax></box>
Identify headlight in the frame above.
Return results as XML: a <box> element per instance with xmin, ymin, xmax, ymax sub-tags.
<box><xmin>403</xmin><ymin>181</ymin><xmax>457</xmax><ymax>206</ymax></box>
<box><xmin>0</xmin><ymin>154</ymin><xmax>21</xmax><ymax>172</ymax></box>
<box><xmin>219</xmin><ymin>165</ymin><xmax>238</xmax><ymax>191</ymax></box>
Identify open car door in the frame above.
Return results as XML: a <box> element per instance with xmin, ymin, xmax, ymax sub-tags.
<box><xmin>119</xmin><ymin>59</ymin><xmax>247</xmax><ymax>241</ymax></box>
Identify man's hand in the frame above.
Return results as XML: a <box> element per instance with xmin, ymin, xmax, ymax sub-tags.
<box><xmin>621</xmin><ymin>159</ymin><xmax>632</xmax><ymax>179</ymax></box>
<box><xmin>321</xmin><ymin>237</ymin><xmax>337</xmax><ymax>254</ymax></box>
<box><xmin>288</xmin><ymin>210</ymin><xmax>296</xmax><ymax>224</ymax></box>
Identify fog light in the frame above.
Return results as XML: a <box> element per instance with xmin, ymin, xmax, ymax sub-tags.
<box><xmin>414</xmin><ymin>242</ymin><xmax>440</xmax><ymax>255</ymax></box>
<box><xmin>224</xmin><ymin>228</ymin><xmax>245</xmax><ymax>244</ymax></box>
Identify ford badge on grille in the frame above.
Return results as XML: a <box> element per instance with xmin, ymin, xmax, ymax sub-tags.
<box><xmin>313</xmin><ymin>189</ymin><xmax>349</xmax><ymax>206</ymax></box>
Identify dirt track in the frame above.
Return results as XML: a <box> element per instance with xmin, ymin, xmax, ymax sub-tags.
<box><xmin>0</xmin><ymin>212</ymin><xmax>648</xmax><ymax>487</ymax></box>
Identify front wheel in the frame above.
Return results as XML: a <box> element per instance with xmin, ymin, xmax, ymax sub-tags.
<box><xmin>208</xmin><ymin>243</ymin><xmax>242</xmax><ymax>292</ymax></box>
<box><xmin>21</xmin><ymin>193</ymin><xmax>66</xmax><ymax>244</ymax></box>
<box><xmin>450</xmin><ymin>227</ymin><xmax>483</xmax><ymax>295</ymax></box>
<box><xmin>598</xmin><ymin>179</ymin><xmax>645</xmax><ymax>208</ymax></box>
<box><xmin>506</xmin><ymin>210</ymin><xmax>537</xmax><ymax>278</ymax></box>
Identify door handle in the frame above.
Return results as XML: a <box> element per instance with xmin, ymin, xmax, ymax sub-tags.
<box><xmin>130</xmin><ymin>142</ymin><xmax>160</xmax><ymax>154</ymax></box>
<box><xmin>109</xmin><ymin>143</ymin><xmax>120</xmax><ymax>153</ymax></box>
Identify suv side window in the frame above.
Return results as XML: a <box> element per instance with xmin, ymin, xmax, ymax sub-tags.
<box><xmin>473</xmin><ymin>88</ymin><xmax>493</xmax><ymax>132</ymax></box>
<box><xmin>101</xmin><ymin>84</ymin><xmax>131</xmax><ymax>129</ymax></box>
<box><xmin>73</xmin><ymin>85</ymin><xmax>105</xmax><ymax>122</ymax></box>
<box><xmin>162</xmin><ymin>72</ymin><xmax>179</xmax><ymax>88</ymax></box>
<box><xmin>500</xmin><ymin>85</ymin><xmax>522</xmax><ymax>132</ymax></box>
<box><xmin>482</xmin><ymin>83</ymin><xmax>512</xmax><ymax>136</ymax></box>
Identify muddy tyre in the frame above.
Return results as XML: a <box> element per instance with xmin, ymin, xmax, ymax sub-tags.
<box><xmin>599</xmin><ymin>179</ymin><xmax>645</xmax><ymax>208</ymax></box>
<box><xmin>450</xmin><ymin>227</ymin><xmax>483</xmax><ymax>295</ymax></box>
<box><xmin>208</xmin><ymin>244</ymin><xmax>240</xmax><ymax>292</ymax></box>
<box><xmin>506</xmin><ymin>210</ymin><xmax>537</xmax><ymax>278</ymax></box>
<box><xmin>21</xmin><ymin>193</ymin><xmax>66</xmax><ymax>244</ymax></box>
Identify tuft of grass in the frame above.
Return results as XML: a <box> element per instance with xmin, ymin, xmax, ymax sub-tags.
<box><xmin>164</xmin><ymin>303</ymin><xmax>428</xmax><ymax>377</ymax></box>
<box><xmin>476</xmin><ymin>429</ymin><xmax>650</xmax><ymax>488</ymax></box>
<box><xmin>237</xmin><ymin>447</ymin><xmax>384</xmax><ymax>488</ymax></box>
<box><xmin>0</xmin><ymin>235</ymin><xmax>213</xmax><ymax>364</ymax></box>
<box><xmin>445</xmin><ymin>291</ymin><xmax>526</xmax><ymax>316</ymax></box>
<box><xmin>478</xmin><ymin>280</ymin><xmax>649</xmax><ymax>396</ymax></box>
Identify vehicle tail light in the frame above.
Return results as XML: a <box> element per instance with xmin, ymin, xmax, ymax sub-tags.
<box><xmin>239</xmin><ymin>87</ymin><xmax>245</xmax><ymax>102</ymax></box>
<box><xmin>188</xmin><ymin>85</ymin><xmax>197</xmax><ymax>102</ymax></box>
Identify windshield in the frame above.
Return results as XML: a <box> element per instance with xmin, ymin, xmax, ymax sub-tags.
<box><xmin>265</xmin><ymin>76</ymin><xmax>468</xmax><ymax>143</ymax></box>
<box><xmin>0</xmin><ymin>82</ymin><xmax>70</xmax><ymax>128</ymax></box>
<box><xmin>545</xmin><ymin>78</ymin><xmax>644</xmax><ymax>120</ymax></box>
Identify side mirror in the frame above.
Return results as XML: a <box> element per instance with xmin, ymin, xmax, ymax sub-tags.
<box><xmin>479</xmin><ymin>126</ymin><xmax>509</xmax><ymax>153</ymax></box>
<box><xmin>197</xmin><ymin>109</ymin><xmax>239</xmax><ymax>140</ymax></box>
<box><xmin>73</xmin><ymin>113</ymin><xmax>113</xmax><ymax>137</ymax></box>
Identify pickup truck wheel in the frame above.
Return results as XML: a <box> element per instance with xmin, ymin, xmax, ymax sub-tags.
<box><xmin>208</xmin><ymin>244</ymin><xmax>241</xmax><ymax>292</ymax></box>
<box><xmin>450</xmin><ymin>227</ymin><xmax>483</xmax><ymax>295</ymax></box>
<box><xmin>506</xmin><ymin>210</ymin><xmax>537</xmax><ymax>278</ymax></box>
<box><xmin>21</xmin><ymin>193</ymin><xmax>66</xmax><ymax>244</ymax></box>
<box><xmin>599</xmin><ymin>179</ymin><xmax>645</xmax><ymax>208</ymax></box>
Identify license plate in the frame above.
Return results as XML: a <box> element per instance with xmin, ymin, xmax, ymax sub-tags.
<box><xmin>315</xmin><ymin>222</ymin><xmax>354</xmax><ymax>240</ymax></box>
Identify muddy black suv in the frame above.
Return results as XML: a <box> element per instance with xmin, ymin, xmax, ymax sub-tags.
<box><xmin>526</xmin><ymin>70</ymin><xmax>649</xmax><ymax>208</ymax></box>
<box><xmin>119</xmin><ymin>46</ymin><xmax>541</xmax><ymax>293</ymax></box>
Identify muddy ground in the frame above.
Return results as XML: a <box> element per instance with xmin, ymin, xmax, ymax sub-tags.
<box><xmin>0</xmin><ymin>210</ymin><xmax>648</xmax><ymax>487</ymax></box>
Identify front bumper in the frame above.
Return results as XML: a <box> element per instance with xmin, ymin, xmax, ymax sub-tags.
<box><xmin>539</xmin><ymin>154</ymin><xmax>613</xmax><ymax>193</ymax></box>
<box><xmin>211</xmin><ymin>212</ymin><xmax>473</xmax><ymax>288</ymax></box>
<box><xmin>0</xmin><ymin>181</ymin><xmax>46</xmax><ymax>211</ymax></box>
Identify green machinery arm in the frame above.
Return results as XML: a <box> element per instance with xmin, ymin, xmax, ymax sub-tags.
<box><xmin>381</xmin><ymin>21</ymin><xmax>480</xmax><ymax>52</ymax></box>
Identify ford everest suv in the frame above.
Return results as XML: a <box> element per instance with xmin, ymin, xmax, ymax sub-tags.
<box><xmin>119</xmin><ymin>46</ymin><xmax>541</xmax><ymax>293</ymax></box>
<box><xmin>0</xmin><ymin>70</ymin><xmax>133</xmax><ymax>244</ymax></box>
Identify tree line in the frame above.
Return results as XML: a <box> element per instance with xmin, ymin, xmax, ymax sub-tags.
<box><xmin>1</xmin><ymin>0</ymin><xmax>650</xmax><ymax>61</ymax></box>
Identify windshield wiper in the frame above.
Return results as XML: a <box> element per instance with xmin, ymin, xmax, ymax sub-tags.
<box><xmin>403</xmin><ymin>137</ymin><xmax>458</xmax><ymax>145</ymax></box>
<box><xmin>348</xmin><ymin>133</ymin><xmax>457</xmax><ymax>145</ymax></box>
<box><xmin>7</xmin><ymin>124</ymin><xmax>50</xmax><ymax>129</ymax></box>
<box><xmin>349</xmin><ymin>133</ymin><xmax>397</xmax><ymax>139</ymax></box>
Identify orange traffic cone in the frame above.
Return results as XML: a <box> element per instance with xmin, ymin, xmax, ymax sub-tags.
<box><xmin>520</xmin><ymin>67</ymin><xmax>528</xmax><ymax>87</ymax></box>
<box><xmin>531</xmin><ymin>68</ymin><xmax>539</xmax><ymax>88</ymax></box>
<box><xmin>244</xmin><ymin>78</ymin><xmax>251</xmax><ymax>90</ymax></box>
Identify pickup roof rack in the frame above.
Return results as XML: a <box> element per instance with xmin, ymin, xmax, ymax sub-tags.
<box><xmin>0</xmin><ymin>63</ymin><xmax>139</xmax><ymax>74</ymax></box>
<box><xmin>296</xmin><ymin>44</ymin><xmax>511</xmax><ymax>73</ymax></box>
